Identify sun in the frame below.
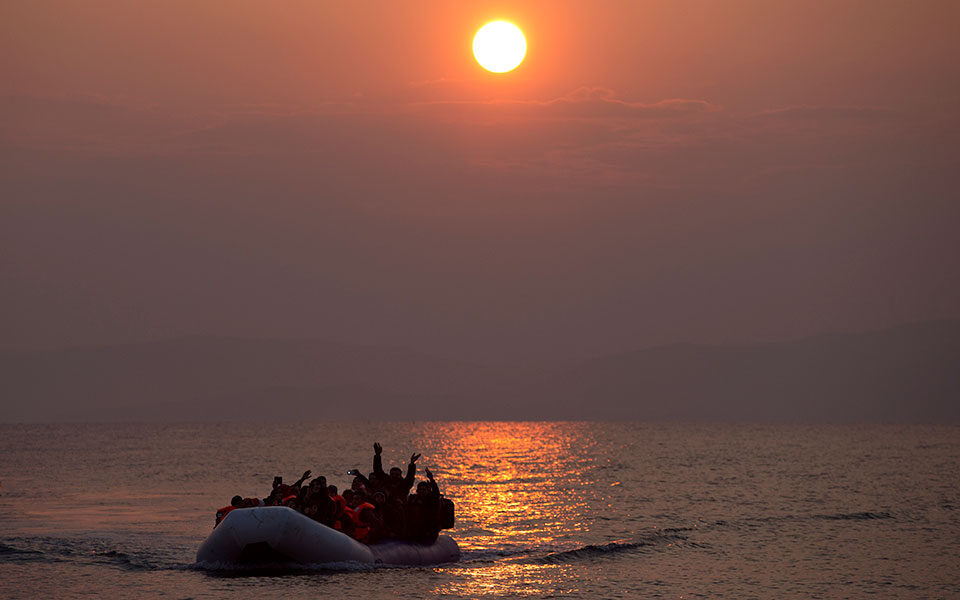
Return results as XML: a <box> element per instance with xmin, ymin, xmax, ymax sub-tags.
<box><xmin>473</xmin><ymin>21</ymin><xmax>526</xmax><ymax>73</ymax></box>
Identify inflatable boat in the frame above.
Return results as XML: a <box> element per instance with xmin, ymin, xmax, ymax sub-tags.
<box><xmin>196</xmin><ymin>506</ymin><xmax>460</xmax><ymax>567</ymax></box>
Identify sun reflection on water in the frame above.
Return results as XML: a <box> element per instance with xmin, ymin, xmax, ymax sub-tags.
<box><xmin>2</xmin><ymin>421</ymin><xmax>618</xmax><ymax>598</ymax></box>
<box><xmin>422</xmin><ymin>422</ymin><xmax>600</xmax><ymax>597</ymax></box>
<box><xmin>434</xmin><ymin>560</ymin><xmax>583</xmax><ymax>597</ymax></box>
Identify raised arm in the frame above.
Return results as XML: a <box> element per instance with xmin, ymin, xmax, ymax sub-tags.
<box><xmin>425</xmin><ymin>468</ymin><xmax>440</xmax><ymax>496</ymax></box>
<box><xmin>292</xmin><ymin>470</ymin><xmax>312</xmax><ymax>489</ymax></box>
<box><xmin>373</xmin><ymin>442</ymin><xmax>385</xmax><ymax>477</ymax></box>
<box><xmin>406</xmin><ymin>453</ymin><xmax>421</xmax><ymax>487</ymax></box>
<box><xmin>348</xmin><ymin>468</ymin><xmax>371</xmax><ymax>488</ymax></box>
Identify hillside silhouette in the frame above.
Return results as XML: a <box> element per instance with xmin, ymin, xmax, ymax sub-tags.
<box><xmin>2</xmin><ymin>321</ymin><xmax>957</xmax><ymax>422</ymax></box>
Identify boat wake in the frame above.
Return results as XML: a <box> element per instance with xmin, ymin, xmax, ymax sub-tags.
<box><xmin>1</xmin><ymin>507</ymin><xmax>896</xmax><ymax>576</ymax></box>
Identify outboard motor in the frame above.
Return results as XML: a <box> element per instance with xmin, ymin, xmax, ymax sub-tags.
<box><xmin>439</xmin><ymin>496</ymin><xmax>455</xmax><ymax>530</ymax></box>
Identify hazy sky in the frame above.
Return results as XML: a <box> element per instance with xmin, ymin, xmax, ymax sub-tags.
<box><xmin>2</xmin><ymin>0</ymin><xmax>959</xmax><ymax>363</ymax></box>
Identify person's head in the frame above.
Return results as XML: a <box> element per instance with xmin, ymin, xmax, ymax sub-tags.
<box><xmin>416</xmin><ymin>481</ymin><xmax>431</xmax><ymax>496</ymax></box>
<box><xmin>327</xmin><ymin>485</ymin><xmax>338</xmax><ymax>497</ymax></box>
<box><xmin>231</xmin><ymin>495</ymin><xmax>244</xmax><ymax>508</ymax></box>
<box><xmin>373</xmin><ymin>491</ymin><xmax>386</xmax><ymax>507</ymax></box>
<box><xmin>272</xmin><ymin>476</ymin><xmax>283</xmax><ymax>489</ymax></box>
<box><xmin>283</xmin><ymin>496</ymin><xmax>300</xmax><ymax>510</ymax></box>
<box><xmin>389</xmin><ymin>467</ymin><xmax>402</xmax><ymax>481</ymax></box>
<box><xmin>351</xmin><ymin>476</ymin><xmax>366</xmax><ymax>492</ymax></box>
<box><xmin>342</xmin><ymin>489</ymin><xmax>356</xmax><ymax>506</ymax></box>
<box><xmin>312</xmin><ymin>476</ymin><xmax>327</xmax><ymax>489</ymax></box>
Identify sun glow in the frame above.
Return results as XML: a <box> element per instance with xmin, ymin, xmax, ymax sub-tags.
<box><xmin>473</xmin><ymin>21</ymin><xmax>526</xmax><ymax>73</ymax></box>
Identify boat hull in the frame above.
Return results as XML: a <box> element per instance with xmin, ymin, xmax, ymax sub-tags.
<box><xmin>196</xmin><ymin>506</ymin><xmax>459</xmax><ymax>567</ymax></box>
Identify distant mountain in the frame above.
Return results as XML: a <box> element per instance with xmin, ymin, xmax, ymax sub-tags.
<box><xmin>1</xmin><ymin>321</ymin><xmax>958</xmax><ymax>422</ymax></box>
<box><xmin>533</xmin><ymin>320</ymin><xmax>960</xmax><ymax>422</ymax></box>
<box><xmin>0</xmin><ymin>337</ymin><xmax>516</xmax><ymax>422</ymax></box>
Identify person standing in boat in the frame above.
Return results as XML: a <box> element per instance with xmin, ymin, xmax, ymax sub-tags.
<box><xmin>372</xmin><ymin>442</ymin><xmax>421</xmax><ymax>502</ymax></box>
<box><xmin>405</xmin><ymin>468</ymin><xmax>442</xmax><ymax>543</ymax></box>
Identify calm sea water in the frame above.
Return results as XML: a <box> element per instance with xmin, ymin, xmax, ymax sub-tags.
<box><xmin>0</xmin><ymin>422</ymin><xmax>958</xmax><ymax>599</ymax></box>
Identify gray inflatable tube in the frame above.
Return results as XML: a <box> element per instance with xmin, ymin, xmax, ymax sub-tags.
<box><xmin>196</xmin><ymin>506</ymin><xmax>460</xmax><ymax>567</ymax></box>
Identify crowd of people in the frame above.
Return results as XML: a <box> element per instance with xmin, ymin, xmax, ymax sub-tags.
<box><xmin>214</xmin><ymin>443</ymin><xmax>454</xmax><ymax>545</ymax></box>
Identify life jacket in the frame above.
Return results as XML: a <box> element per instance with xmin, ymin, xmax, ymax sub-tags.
<box><xmin>351</xmin><ymin>506</ymin><xmax>371</xmax><ymax>542</ymax></box>
<box><xmin>336</xmin><ymin>505</ymin><xmax>360</xmax><ymax>534</ymax></box>
<box><xmin>331</xmin><ymin>495</ymin><xmax>347</xmax><ymax>529</ymax></box>
<box><xmin>215</xmin><ymin>505</ymin><xmax>236</xmax><ymax>526</ymax></box>
<box><xmin>355</xmin><ymin>501</ymin><xmax>376</xmax><ymax>513</ymax></box>
<box><xmin>352</xmin><ymin>502</ymin><xmax>377</xmax><ymax>543</ymax></box>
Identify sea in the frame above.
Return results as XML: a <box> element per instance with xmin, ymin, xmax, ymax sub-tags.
<box><xmin>0</xmin><ymin>422</ymin><xmax>958</xmax><ymax>599</ymax></box>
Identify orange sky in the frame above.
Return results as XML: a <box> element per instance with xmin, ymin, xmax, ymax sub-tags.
<box><xmin>2</xmin><ymin>1</ymin><xmax>959</xmax><ymax>361</ymax></box>
<box><xmin>6</xmin><ymin>1</ymin><xmax>958</xmax><ymax>108</ymax></box>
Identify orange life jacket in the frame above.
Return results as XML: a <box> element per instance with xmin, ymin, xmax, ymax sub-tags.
<box><xmin>351</xmin><ymin>514</ymin><xmax>369</xmax><ymax>542</ymax></box>
<box><xmin>275</xmin><ymin>484</ymin><xmax>295</xmax><ymax>498</ymax></box>
<box><xmin>215</xmin><ymin>505</ymin><xmax>235</xmax><ymax>526</ymax></box>
<box><xmin>330</xmin><ymin>495</ymin><xmax>347</xmax><ymax>529</ymax></box>
<box><xmin>352</xmin><ymin>502</ymin><xmax>377</xmax><ymax>543</ymax></box>
<box><xmin>336</xmin><ymin>504</ymin><xmax>360</xmax><ymax>533</ymax></box>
